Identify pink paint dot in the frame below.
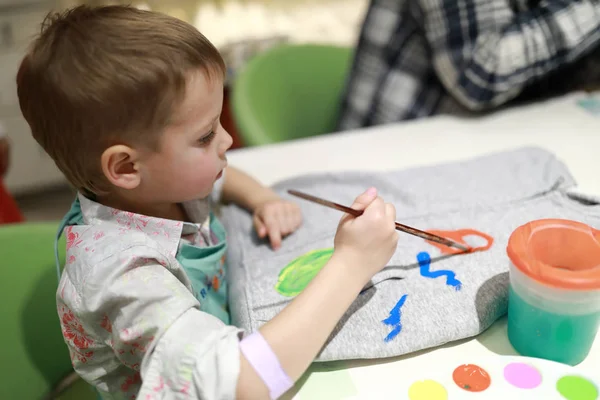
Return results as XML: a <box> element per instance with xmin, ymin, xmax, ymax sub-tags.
<box><xmin>503</xmin><ymin>362</ymin><xmax>542</xmax><ymax>389</ymax></box>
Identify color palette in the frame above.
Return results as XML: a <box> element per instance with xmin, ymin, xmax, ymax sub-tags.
<box><xmin>402</xmin><ymin>356</ymin><xmax>598</xmax><ymax>399</ymax></box>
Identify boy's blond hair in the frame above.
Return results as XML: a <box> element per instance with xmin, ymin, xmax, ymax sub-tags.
<box><xmin>17</xmin><ymin>5</ymin><xmax>226</xmax><ymax>196</ymax></box>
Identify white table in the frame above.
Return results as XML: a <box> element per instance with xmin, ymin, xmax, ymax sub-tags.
<box><xmin>227</xmin><ymin>93</ymin><xmax>600</xmax><ymax>399</ymax></box>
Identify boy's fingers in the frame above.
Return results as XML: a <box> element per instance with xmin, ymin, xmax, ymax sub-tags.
<box><xmin>263</xmin><ymin>214</ymin><xmax>282</xmax><ymax>249</ymax></box>
<box><xmin>268</xmin><ymin>228</ymin><xmax>282</xmax><ymax>250</ymax></box>
<box><xmin>281</xmin><ymin>213</ymin><xmax>294</xmax><ymax>235</ymax></box>
<box><xmin>385</xmin><ymin>203</ymin><xmax>396</xmax><ymax>221</ymax></box>
<box><xmin>253</xmin><ymin>215</ymin><xmax>267</xmax><ymax>238</ymax></box>
<box><xmin>350</xmin><ymin>187</ymin><xmax>377</xmax><ymax>211</ymax></box>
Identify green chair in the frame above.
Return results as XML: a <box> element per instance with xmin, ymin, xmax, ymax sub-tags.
<box><xmin>0</xmin><ymin>222</ymin><xmax>97</xmax><ymax>399</ymax></box>
<box><xmin>231</xmin><ymin>43</ymin><xmax>353</xmax><ymax>146</ymax></box>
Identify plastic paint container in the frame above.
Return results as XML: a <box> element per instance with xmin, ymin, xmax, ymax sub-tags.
<box><xmin>506</xmin><ymin>219</ymin><xmax>600</xmax><ymax>366</ymax></box>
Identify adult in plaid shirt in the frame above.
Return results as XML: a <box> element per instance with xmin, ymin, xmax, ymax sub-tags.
<box><xmin>337</xmin><ymin>0</ymin><xmax>600</xmax><ymax>130</ymax></box>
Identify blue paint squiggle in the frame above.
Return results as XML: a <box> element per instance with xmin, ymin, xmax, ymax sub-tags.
<box><xmin>382</xmin><ymin>294</ymin><xmax>408</xmax><ymax>342</ymax></box>
<box><xmin>417</xmin><ymin>251</ymin><xmax>462</xmax><ymax>291</ymax></box>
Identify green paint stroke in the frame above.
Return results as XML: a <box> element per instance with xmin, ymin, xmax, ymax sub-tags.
<box><xmin>275</xmin><ymin>248</ymin><xmax>334</xmax><ymax>297</ymax></box>
<box><xmin>556</xmin><ymin>375</ymin><xmax>598</xmax><ymax>400</ymax></box>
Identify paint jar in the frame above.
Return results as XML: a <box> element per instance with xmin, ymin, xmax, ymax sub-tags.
<box><xmin>506</xmin><ymin>219</ymin><xmax>600</xmax><ymax>366</ymax></box>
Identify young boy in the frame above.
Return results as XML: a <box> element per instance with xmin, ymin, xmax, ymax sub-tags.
<box><xmin>17</xmin><ymin>6</ymin><xmax>399</xmax><ymax>399</ymax></box>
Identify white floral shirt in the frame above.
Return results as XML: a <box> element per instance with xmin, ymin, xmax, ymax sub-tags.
<box><xmin>57</xmin><ymin>176</ymin><xmax>244</xmax><ymax>400</ymax></box>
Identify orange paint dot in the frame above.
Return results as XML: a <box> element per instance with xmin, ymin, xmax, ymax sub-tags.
<box><xmin>426</xmin><ymin>229</ymin><xmax>494</xmax><ymax>255</ymax></box>
<box><xmin>212</xmin><ymin>276</ymin><xmax>220</xmax><ymax>291</ymax></box>
<box><xmin>452</xmin><ymin>364</ymin><xmax>491</xmax><ymax>392</ymax></box>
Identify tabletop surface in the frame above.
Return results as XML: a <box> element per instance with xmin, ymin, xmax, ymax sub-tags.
<box><xmin>226</xmin><ymin>93</ymin><xmax>600</xmax><ymax>399</ymax></box>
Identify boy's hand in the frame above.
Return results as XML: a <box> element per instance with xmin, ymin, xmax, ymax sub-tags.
<box><xmin>333</xmin><ymin>187</ymin><xmax>398</xmax><ymax>282</ymax></box>
<box><xmin>253</xmin><ymin>197</ymin><xmax>302</xmax><ymax>250</ymax></box>
<box><xmin>220</xmin><ymin>167</ymin><xmax>303</xmax><ymax>248</ymax></box>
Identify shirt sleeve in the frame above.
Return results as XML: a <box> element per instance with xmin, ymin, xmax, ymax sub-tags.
<box><xmin>62</xmin><ymin>243</ymin><xmax>243</xmax><ymax>399</ymax></box>
<box><xmin>420</xmin><ymin>0</ymin><xmax>600</xmax><ymax>110</ymax></box>
<box><xmin>138</xmin><ymin>308</ymin><xmax>242</xmax><ymax>399</ymax></box>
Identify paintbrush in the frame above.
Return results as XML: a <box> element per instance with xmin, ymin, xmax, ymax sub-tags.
<box><xmin>288</xmin><ymin>189</ymin><xmax>470</xmax><ymax>252</ymax></box>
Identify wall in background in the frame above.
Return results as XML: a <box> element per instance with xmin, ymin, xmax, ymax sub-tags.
<box><xmin>2</xmin><ymin>0</ymin><xmax>367</xmax><ymax>195</ymax></box>
<box><xmin>0</xmin><ymin>1</ymin><xmax>64</xmax><ymax>195</ymax></box>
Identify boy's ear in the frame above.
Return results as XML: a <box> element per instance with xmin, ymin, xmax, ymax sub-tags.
<box><xmin>100</xmin><ymin>145</ymin><xmax>141</xmax><ymax>190</ymax></box>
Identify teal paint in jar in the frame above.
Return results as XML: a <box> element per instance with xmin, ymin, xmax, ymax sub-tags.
<box><xmin>506</xmin><ymin>219</ymin><xmax>600</xmax><ymax>366</ymax></box>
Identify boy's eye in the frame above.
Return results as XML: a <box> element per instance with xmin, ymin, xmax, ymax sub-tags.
<box><xmin>198</xmin><ymin>131</ymin><xmax>216</xmax><ymax>145</ymax></box>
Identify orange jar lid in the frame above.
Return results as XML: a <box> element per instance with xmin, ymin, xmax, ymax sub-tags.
<box><xmin>507</xmin><ymin>219</ymin><xmax>600</xmax><ymax>290</ymax></box>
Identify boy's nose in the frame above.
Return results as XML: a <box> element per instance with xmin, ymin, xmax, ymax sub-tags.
<box><xmin>219</xmin><ymin>129</ymin><xmax>233</xmax><ymax>155</ymax></box>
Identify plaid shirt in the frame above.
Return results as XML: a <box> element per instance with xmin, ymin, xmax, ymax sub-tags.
<box><xmin>337</xmin><ymin>0</ymin><xmax>600</xmax><ymax>130</ymax></box>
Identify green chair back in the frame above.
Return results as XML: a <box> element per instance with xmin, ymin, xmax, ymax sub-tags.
<box><xmin>0</xmin><ymin>222</ymin><xmax>96</xmax><ymax>399</ymax></box>
<box><xmin>231</xmin><ymin>44</ymin><xmax>353</xmax><ymax>146</ymax></box>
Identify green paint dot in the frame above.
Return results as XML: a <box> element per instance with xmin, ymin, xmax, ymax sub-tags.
<box><xmin>275</xmin><ymin>248</ymin><xmax>334</xmax><ymax>297</ymax></box>
<box><xmin>298</xmin><ymin>368</ymin><xmax>357</xmax><ymax>400</ymax></box>
<box><xmin>556</xmin><ymin>375</ymin><xmax>598</xmax><ymax>400</ymax></box>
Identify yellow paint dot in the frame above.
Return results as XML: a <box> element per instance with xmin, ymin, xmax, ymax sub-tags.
<box><xmin>408</xmin><ymin>380</ymin><xmax>448</xmax><ymax>400</ymax></box>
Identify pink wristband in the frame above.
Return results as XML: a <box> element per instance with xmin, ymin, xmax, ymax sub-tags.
<box><xmin>239</xmin><ymin>331</ymin><xmax>293</xmax><ymax>399</ymax></box>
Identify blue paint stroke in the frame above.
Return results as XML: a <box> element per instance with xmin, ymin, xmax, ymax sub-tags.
<box><xmin>418</xmin><ymin>251</ymin><xmax>462</xmax><ymax>291</ymax></box>
<box><xmin>382</xmin><ymin>294</ymin><xmax>408</xmax><ymax>342</ymax></box>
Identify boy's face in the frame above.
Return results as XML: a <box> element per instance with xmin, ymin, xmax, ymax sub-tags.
<box><xmin>140</xmin><ymin>70</ymin><xmax>232</xmax><ymax>203</ymax></box>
